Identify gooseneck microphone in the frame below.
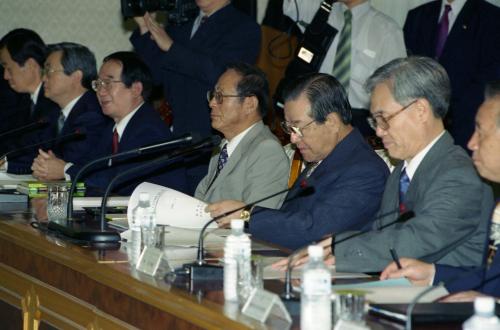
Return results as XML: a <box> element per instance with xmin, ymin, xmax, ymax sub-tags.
<box><xmin>1</xmin><ymin>128</ymin><xmax>86</xmax><ymax>160</ymax></box>
<box><xmin>66</xmin><ymin>132</ymin><xmax>195</xmax><ymax>219</ymax></box>
<box><xmin>97</xmin><ymin>135</ymin><xmax>221</xmax><ymax>236</ymax></box>
<box><xmin>0</xmin><ymin>117</ymin><xmax>48</xmax><ymax>139</ymax></box>
<box><xmin>186</xmin><ymin>184</ymin><xmax>315</xmax><ymax>281</ymax></box>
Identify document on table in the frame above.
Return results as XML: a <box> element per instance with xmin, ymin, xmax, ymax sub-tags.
<box><xmin>128</xmin><ymin>182</ymin><xmax>216</xmax><ymax>229</ymax></box>
<box><xmin>331</xmin><ymin>278</ymin><xmax>449</xmax><ymax>304</ymax></box>
<box><xmin>73</xmin><ymin>196</ymin><xmax>130</xmax><ymax>211</ymax></box>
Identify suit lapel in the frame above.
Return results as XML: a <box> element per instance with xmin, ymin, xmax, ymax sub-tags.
<box><xmin>442</xmin><ymin>0</ymin><xmax>478</xmax><ymax>58</ymax></box>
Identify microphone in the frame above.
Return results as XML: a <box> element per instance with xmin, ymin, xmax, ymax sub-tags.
<box><xmin>0</xmin><ymin>118</ymin><xmax>48</xmax><ymax>139</ymax></box>
<box><xmin>1</xmin><ymin>128</ymin><xmax>86</xmax><ymax>160</ymax></box>
<box><xmin>94</xmin><ymin>135</ymin><xmax>221</xmax><ymax>242</ymax></box>
<box><xmin>185</xmin><ymin>184</ymin><xmax>315</xmax><ymax>281</ymax></box>
<box><xmin>66</xmin><ymin>132</ymin><xmax>200</xmax><ymax>219</ymax></box>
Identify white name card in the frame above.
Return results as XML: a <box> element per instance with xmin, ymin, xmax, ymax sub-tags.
<box><xmin>136</xmin><ymin>246</ymin><xmax>163</xmax><ymax>276</ymax></box>
<box><xmin>242</xmin><ymin>288</ymin><xmax>292</xmax><ymax>324</ymax></box>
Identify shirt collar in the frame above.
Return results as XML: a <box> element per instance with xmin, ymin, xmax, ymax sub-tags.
<box><xmin>60</xmin><ymin>93</ymin><xmax>84</xmax><ymax>119</ymax></box>
<box><xmin>31</xmin><ymin>83</ymin><xmax>42</xmax><ymax>104</ymax></box>
<box><xmin>223</xmin><ymin>121</ymin><xmax>259</xmax><ymax>157</ymax></box>
<box><xmin>440</xmin><ymin>0</ymin><xmax>467</xmax><ymax>18</ymax></box>
<box><xmin>113</xmin><ymin>102</ymin><xmax>144</xmax><ymax>141</ymax></box>
<box><xmin>404</xmin><ymin>131</ymin><xmax>445</xmax><ymax>180</ymax></box>
<box><xmin>337</xmin><ymin>1</ymin><xmax>370</xmax><ymax>19</ymax></box>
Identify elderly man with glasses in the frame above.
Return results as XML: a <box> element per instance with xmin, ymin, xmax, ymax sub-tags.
<box><xmin>194</xmin><ymin>63</ymin><xmax>289</xmax><ymax>209</ymax></box>
<box><xmin>206</xmin><ymin>72</ymin><xmax>389</xmax><ymax>250</ymax></box>
<box><xmin>30</xmin><ymin>42</ymin><xmax>110</xmax><ymax>181</ymax></box>
<box><xmin>37</xmin><ymin>51</ymin><xmax>188</xmax><ymax>196</ymax></box>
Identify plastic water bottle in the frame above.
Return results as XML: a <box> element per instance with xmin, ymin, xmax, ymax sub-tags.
<box><xmin>301</xmin><ymin>245</ymin><xmax>332</xmax><ymax>330</ymax></box>
<box><xmin>463</xmin><ymin>297</ymin><xmax>500</xmax><ymax>330</ymax></box>
<box><xmin>131</xmin><ymin>192</ymin><xmax>156</xmax><ymax>247</ymax></box>
<box><xmin>223</xmin><ymin>219</ymin><xmax>252</xmax><ymax>302</ymax></box>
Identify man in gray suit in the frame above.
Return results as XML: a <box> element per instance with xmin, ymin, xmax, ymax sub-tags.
<box><xmin>194</xmin><ymin>63</ymin><xmax>289</xmax><ymax>209</ymax></box>
<box><xmin>330</xmin><ymin>56</ymin><xmax>494</xmax><ymax>272</ymax></box>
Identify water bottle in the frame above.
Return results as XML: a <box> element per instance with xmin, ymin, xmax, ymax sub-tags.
<box><xmin>301</xmin><ymin>245</ymin><xmax>332</xmax><ymax>330</ymax></box>
<box><xmin>130</xmin><ymin>192</ymin><xmax>156</xmax><ymax>247</ymax></box>
<box><xmin>223</xmin><ymin>219</ymin><xmax>252</xmax><ymax>302</ymax></box>
<box><xmin>463</xmin><ymin>297</ymin><xmax>500</xmax><ymax>330</ymax></box>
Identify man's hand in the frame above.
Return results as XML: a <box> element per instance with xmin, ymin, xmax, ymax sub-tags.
<box><xmin>144</xmin><ymin>12</ymin><xmax>173</xmax><ymax>51</ymax></box>
<box><xmin>31</xmin><ymin>149</ymin><xmax>66</xmax><ymax>181</ymax></box>
<box><xmin>380</xmin><ymin>258</ymin><xmax>436</xmax><ymax>286</ymax></box>
<box><xmin>205</xmin><ymin>200</ymin><xmax>246</xmax><ymax>228</ymax></box>
<box><xmin>440</xmin><ymin>290</ymin><xmax>486</xmax><ymax>302</ymax></box>
<box><xmin>272</xmin><ymin>236</ymin><xmax>334</xmax><ymax>271</ymax></box>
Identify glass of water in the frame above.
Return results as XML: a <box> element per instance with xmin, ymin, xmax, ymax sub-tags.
<box><xmin>47</xmin><ymin>185</ymin><xmax>68</xmax><ymax>224</ymax></box>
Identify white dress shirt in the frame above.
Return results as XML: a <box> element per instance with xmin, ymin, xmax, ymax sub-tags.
<box><xmin>283</xmin><ymin>0</ymin><xmax>407</xmax><ymax>109</ymax></box>
<box><xmin>403</xmin><ymin>131</ymin><xmax>445</xmax><ymax>180</ymax></box>
<box><xmin>223</xmin><ymin>121</ymin><xmax>259</xmax><ymax>157</ymax></box>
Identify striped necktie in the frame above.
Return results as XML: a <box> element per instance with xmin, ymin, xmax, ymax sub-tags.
<box><xmin>399</xmin><ymin>168</ymin><xmax>410</xmax><ymax>214</ymax></box>
<box><xmin>57</xmin><ymin>112</ymin><xmax>65</xmax><ymax>134</ymax></box>
<box><xmin>332</xmin><ymin>9</ymin><xmax>352</xmax><ymax>89</ymax></box>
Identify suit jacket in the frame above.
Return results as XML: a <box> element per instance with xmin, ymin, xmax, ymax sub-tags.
<box><xmin>50</xmin><ymin>91</ymin><xmax>111</xmax><ymax>166</ymax></box>
<box><xmin>404</xmin><ymin>0</ymin><xmax>500</xmax><ymax>148</ymax></box>
<box><xmin>7</xmin><ymin>86</ymin><xmax>60</xmax><ymax>174</ymax></box>
<box><xmin>335</xmin><ymin>132</ymin><xmax>494</xmax><ymax>272</ymax></box>
<box><xmin>194</xmin><ymin>121</ymin><xmax>289</xmax><ymax>208</ymax></box>
<box><xmin>435</xmin><ymin>245</ymin><xmax>500</xmax><ymax>295</ymax></box>
<box><xmin>130</xmin><ymin>4</ymin><xmax>261</xmax><ymax>137</ymax></box>
<box><xmin>66</xmin><ymin>103</ymin><xmax>188</xmax><ymax>196</ymax></box>
<box><xmin>249</xmin><ymin>129</ymin><xmax>389</xmax><ymax>250</ymax></box>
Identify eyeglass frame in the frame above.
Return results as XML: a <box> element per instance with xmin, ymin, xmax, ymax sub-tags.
<box><xmin>367</xmin><ymin>99</ymin><xmax>418</xmax><ymax>131</ymax></box>
<box><xmin>91</xmin><ymin>78</ymin><xmax>124</xmax><ymax>92</ymax></box>
<box><xmin>280</xmin><ymin>119</ymin><xmax>316</xmax><ymax>138</ymax></box>
<box><xmin>41</xmin><ymin>67</ymin><xmax>65</xmax><ymax>77</ymax></box>
<box><xmin>206</xmin><ymin>89</ymin><xmax>245</xmax><ymax>104</ymax></box>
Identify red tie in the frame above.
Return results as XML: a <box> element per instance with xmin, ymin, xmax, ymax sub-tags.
<box><xmin>112</xmin><ymin>129</ymin><xmax>119</xmax><ymax>154</ymax></box>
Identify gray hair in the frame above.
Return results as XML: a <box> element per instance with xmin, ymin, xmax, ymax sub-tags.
<box><xmin>365</xmin><ymin>56</ymin><xmax>450</xmax><ymax>118</ymax></box>
<box><xmin>484</xmin><ymin>81</ymin><xmax>500</xmax><ymax>128</ymax></box>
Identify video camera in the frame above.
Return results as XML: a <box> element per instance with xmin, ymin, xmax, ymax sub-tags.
<box><xmin>121</xmin><ymin>0</ymin><xmax>198</xmax><ymax>26</ymax></box>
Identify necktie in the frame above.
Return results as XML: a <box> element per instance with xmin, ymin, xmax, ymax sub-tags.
<box><xmin>399</xmin><ymin>168</ymin><xmax>410</xmax><ymax>213</ymax></box>
<box><xmin>332</xmin><ymin>9</ymin><xmax>352</xmax><ymax>89</ymax></box>
<box><xmin>112</xmin><ymin>129</ymin><xmax>119</xmax><ymax>154</ymax></box>
<box><xmin>200</xmin><ymin>15</ymin><xmax>208</xmax><ymax>25</ymax></box>
<box><xmin>57</xmin><ymin>112</ymin><xmax>65</xmax><ymax>134</ymax></box>
<box><xmin>435</xmin><ymin>4</ymin><xmax>451</xmax><ymax>58</ymax></box>
<box><xmin>216</xmin><ymin>143</ymin><xmax>228</xmax><ymax>175</ymax></box>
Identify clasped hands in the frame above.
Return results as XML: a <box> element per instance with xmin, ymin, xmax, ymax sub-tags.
<box><xmin>134</xmin><ymin>12</ymin><xmax>173</xmax><ymax>51</ymax></box>
<box><xmin>31</xmin><ymin>149</ymin><xmax>66</xmax><ymax>181</ymax></box>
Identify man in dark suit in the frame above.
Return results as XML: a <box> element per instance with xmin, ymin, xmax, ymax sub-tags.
<box><xmin>65</xmin><ymin>52</ymin><xmax>188</xmax><ymax>196</ymax></box>
<box><xmin>381</xmin><ymin>81</ymin><xmax>500</xmax><ymax>301</ymax></box>
<box><xmin>403</xmin><ymin>0</ymin><xmax>500</xmax><ymax>150</ymax></box>
<box><xmin>206</xmin><ymin>73</ymin><xmax>389</xmax><ymax>250</ymax></box>
<box><xmin>130</xmin><ymin>0</ymin><xmax>261</xmax><ymax>193</ymax></box>
<box><xmin>330</xmin><ymin>56</ymin><xmax>494</xmax><ymax>273</ymax></box>
<box><xmin>31</xmin><ymin>42</ymin><xmax>111</xmax><ymax>181</ymax></box>
<box><xmin>0</xmin><ymin>29</ymin><xmax>59</xmax><ymax>174</ymax></box>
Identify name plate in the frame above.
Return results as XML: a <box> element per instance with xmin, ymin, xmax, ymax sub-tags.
<box><xmin>136</xmin><ymin>246</ymin><xmax>163</xmax><ymax>276</ymax></box>
<box><xmin>242</xmin><ymin>288</ymin><xmax>291</xmax><ymax>324</ymax></box>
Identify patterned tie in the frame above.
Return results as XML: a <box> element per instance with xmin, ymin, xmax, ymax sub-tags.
<box><xmin>399</xmin><ymin>168</ymin><xmax>410</xmax><ymax>214</ymax></box>
<box><xmin>57</xmin><ymin>112</ymin><xmax>65</xmax><ymax>134</ymax></box>
<box><xmin>29</xmin><ymin>99</ymin><xmax>36</xmax><ymax>119</ymax></box>
<box><xmin>332</xmin><ymin>9</ymin><xmax>352</xmax><ymax>89</ymax></box>
<box><xmin>435</xmin><ymin>4</ymin><xmax>451</xmax><ymax>58</ymax></box>
<box><xmin>216</xmin><ymin>143</ymin><xmax>228</xmax><ymax>175</ymax></box>
<box><xmin>112</xmin><ymin>129</ymin><xmax>119</xmax><ymax>154</ymax></box>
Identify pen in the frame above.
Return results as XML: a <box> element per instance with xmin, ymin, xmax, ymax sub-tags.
<box><xmin>390</xmin><ymin>248</ymin><xmax>402</xmax><ymax>269</ymax></box>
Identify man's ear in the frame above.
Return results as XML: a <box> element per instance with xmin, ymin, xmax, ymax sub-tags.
<box><xmin>244</xmin><ymin>95</ymin><xmax>259</xmax><ymax>115</ymax></box>
<box><xmin>130</xmin><ymin>81</ymin><xmax>143</xmax><ymax>98</ymax></box>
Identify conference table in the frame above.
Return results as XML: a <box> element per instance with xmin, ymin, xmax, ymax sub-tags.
<box><xmin>0</xmin><ymin>202</ymin><xmax>463</xmax><ymax>329</ymax></box>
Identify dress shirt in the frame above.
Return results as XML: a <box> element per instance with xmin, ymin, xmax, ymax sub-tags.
<box><xmin>224</xmin><ymin>122</ymin><xmax>258</xmax><ymax>158</ymax></box>
<box><xmin>30</xmin><ymin>83</ymin><xmax>42</xmax><ymax>104</ymax></box>
<box><xmin>60</xmin><ymin>93</ymin><xmax>83</xmax><ymax>120</ymax></box>
<box><xmin>438</xmin><ymin>0</ymin><xmax>467</xmax><ymax>31</ymax></box>
<box><xmin>283</xmin><ymin>0</ymin><xmax>406</xmax><ymax>109</ymax></box>
<box><xmin>403</xmin><ymin>130</ymin><xmax>445</xmax><ymax>180</ymax></box>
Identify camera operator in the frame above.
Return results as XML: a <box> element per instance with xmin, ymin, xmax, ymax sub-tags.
<box><xmin>129</xmin><ymin>0</ymin><xmax>261</xmax><ymax>193</ymax></box>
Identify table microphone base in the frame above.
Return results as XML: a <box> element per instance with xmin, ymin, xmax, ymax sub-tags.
<box><xmin>183</xmin><ymin>262</ymin><xmax>223</xmax><ymax>281</ymax></box>
<box><xmin>47</xmin><ymin>221</ymin><xmax>121</xmax><ymax>243</ymax></box>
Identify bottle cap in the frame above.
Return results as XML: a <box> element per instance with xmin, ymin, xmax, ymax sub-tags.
<box><xmin>474</xmin><ymin>296</ymin><xmax>495</xmax><ymax>315</ymax></box>
<box><xmin>139</xmin><ymin>192</ymin><xmax>150</xmax><ymax>202</ymax></box>
<box><xmin>230</xmin><ymin>219</ymin><xmax>244</xmax><ymax>229</ymax></box>
<box><xmin>308</xmin><ymin>245</ymin><xmax>323</xmax><ymax>258</ymax></box>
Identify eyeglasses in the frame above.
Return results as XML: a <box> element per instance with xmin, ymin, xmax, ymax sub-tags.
<box><xmin>206</xmin><ymin>90</ymin><xmax>241</xmax><ymax>104</ymax></box>
<box><xmin>91</xmin><ymin>78</ymin><xmax>124</xmax><ymax>92</ymax></box>
<box><xmin>280</xmin><ymin>119</ymin><xmax>316</xmax><ymax>138</ymax></box>
<box><xmin>367</xmin><ymin>99</ymin><xmax>418</xmax><ymax>131</ymax></box>
<box><xmin>42</xmin><ymin>67</ymin><xmax>65</xmax><ymax>77</ymax></box>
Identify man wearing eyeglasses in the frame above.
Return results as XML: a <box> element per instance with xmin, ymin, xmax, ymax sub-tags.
<box><xmin>30</xmin><ymin>42</ymin><xmax>110</xmax><ymax>181</ymax></box>
<box><xmin>39</xmin><ymin>51</ymin><xmax>187</xmax><ymax>196</ymax></box>
<box><xmin>194</xmin><ymin>63</ymin><xmax>289</xmax><ymax>209</ymax></box>
<box><xmin>328</xmin><ymin>56</ymin><xmax>494</xmax><ymax>272</ymax></box>
<box><xmin>0</xmin><ymin>29</ymin><xmax>59</xmax><ymax>174</ymax></box>
<box><xmin>206</xmin><ymin>72</ymin><xmax>389</xmax><ymax>250</ymax></box>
